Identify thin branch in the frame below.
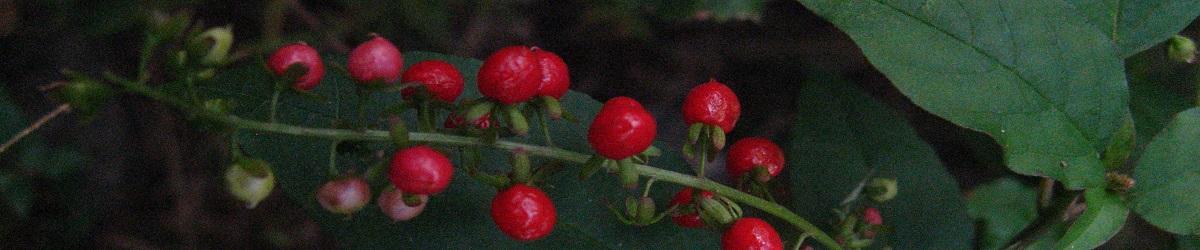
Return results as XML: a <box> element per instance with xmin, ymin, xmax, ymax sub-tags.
<box><xmin>0</xmin><ymin>104</ymin><xmax>72</xmax><ymax>155</ymax></box>
<box><xmin>109</xmin><ymin>76</ymin><xmax>845</xmax><ymax>250</ymax></box>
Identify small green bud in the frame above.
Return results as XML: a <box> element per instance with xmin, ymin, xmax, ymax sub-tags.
<box><xmin>708</xmin><ymin>125</ymin><xmax>726</xmax><ymax>151</ymax></box>
<box><xmin>198</xmin><ymin>26</ymin><xmax>234</xmax><ymax>66</ymax></box>
<box><xmin>636</xmin><ymin>197</ymin><xmax>657</xmax><ymax>223</ymax></box>
<box><xmin>504</xmin><ymin>105</ymin><xmax>530</xmax><ymax>136</ymax></box>
<box><xmin>225</xmin><ymin>158</ymin><xmax>275</xmax><ymax>209</ymax></box>
<box><xmin>687</xmin><ymin>123</ymin><xmax>705</xmax><ymax>145</ymax></box>
<box><xmin>59</xmin><ymin>78</ymin><xmax>113</xmax><ymax>116</ymax></box>
<box><xmin>464</xmin><ymin>101</ymin><xmax>495</xmax><ymax>125</ymax></box>
<box><xmin>541</xmin><ymin>96</ymin><xmax>564</xmax><ymax>120</ymax></box>
<box><xmin>1169</xmin><ymin>35</ymin><xmax>1197</xmax><ymax>63</ymax></box>
<box><xmin>866</xmin><ymin>178</ymin><xmax>898</xmax><ymax>203</ymax></box>
<box><xmin>698</xmin><ymin>195</ymin><xmax>742</xmax><ymax>227</ymax></box>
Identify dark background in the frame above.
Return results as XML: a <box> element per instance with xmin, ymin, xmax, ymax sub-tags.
<box><xmin>0</xmin><ymin>0</ymin><xmax>1193</xmax><ymax>248</ymax></box>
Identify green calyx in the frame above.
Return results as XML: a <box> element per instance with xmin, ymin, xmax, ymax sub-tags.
<box><xmin>225</xmin><ymin>157</ymin><xmax>276</xmax><ymax>209</ymax></box>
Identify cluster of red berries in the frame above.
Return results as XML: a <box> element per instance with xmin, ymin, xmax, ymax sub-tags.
<box><xmin>266</xmin><ymin>36</ymin><xmax>569</xmax><ymax>241</ymax></box>
<box><xmin>264</xmin><ymin>33</ymin><xmax>810</xmax><ymax>249</ymax></box>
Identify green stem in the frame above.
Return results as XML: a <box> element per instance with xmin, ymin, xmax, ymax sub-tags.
<box><xmin>698</xmin><ymin>136</ymin><xmax>708</xmax><ymax>178</ymax></box>
<box><xmin>269</xmin><ymin>86</ymin><xmax>282</xmax><ymax>123</ymax></box>
<box><xmin>418</xmin><ymin>100</ymin><xmax>434</xmax><ymax>132</ymax></box>
<box><xmin>328</xmin><ymin>140</ymin><xmax>340</xmax><ymax>177</ymax></box>
<box><xmin>109</xmin><ymin>76</ymin><xmax>842</xmax><ymax>250</ymax></box>
<box><xmin>537</xmin><ymin>109</ymin><xmax>554</xmax><ymax>147</ymax></box>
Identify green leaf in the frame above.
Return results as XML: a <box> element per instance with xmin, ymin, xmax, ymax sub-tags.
<box><xmin>1126</xmin><ymin>48</ymin><xmax>1195</xmax><ymax>149</ymax></box>
<box><xmin>968</xmin><ymin>178</ymin><xmax>1038</xmax><ymax>250</ymax></box>
<box><xmin>1065</xmin><ymin>0</ymin><xmax>1200</xmax><ymax>57</ymax></box>
<box><xmin>1055</xmin><ymin>189</ymin><xmax>1129</xmax><ymax>250</ymax></box>
<box><xmin>787</xmin><ymin>79</ymin><xmax>972</xmax><ymax>249</ymax></box>
<box><xmin>203</xmin><ymin>52</ymin><xmax>716</xmax><ymax>248</ymax></box>
<box><xmin>795</xmin><ymin>0</ymin><xmax>1127</xmax><ymax>189</ymax></box>
<box><xmin>1129</xmin><ymin>107</ymin><xmax>1200</xmax><ymax>235</ymax></box>
<box><xmin>1179</xmin><ymin>234</ymin><xmax>1200</xmax><ymax>249</ymax></box>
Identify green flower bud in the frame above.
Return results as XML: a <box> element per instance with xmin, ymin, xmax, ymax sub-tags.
<box><xmin>225</xmin><ymin>158</ymin><xmax>275</xmax><ymax>209</ymax></box>
<box><xmin>866</xmin><ymin>178</ymin><xmax>898</xmax><ymax>203</ymax></box>
<box><xmin>698</xmin><ymin>195</ymin><xmax>742</xmax><ymax>227</ymax></box>
<box><xmin>1168</xmin><ymin>35</ymin><xmax>1196</xmax><ymax>63</ymax></box>
<box><xmin>59</xmin><ymin>78</ymin><xmax>113</xmax><ymax>116</ymax></box>
<box><xmin>198</xmin><ymin>26</ymin><xmax>234</xmax><ymax>66</ymax></box>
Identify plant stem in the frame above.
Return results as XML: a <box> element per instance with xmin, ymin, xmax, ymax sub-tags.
<box><xmin>536</xmin><ymin>109</ymin><xmax>554</xmax><ymax>147</ymax></box>
<box><xmin>269</xmin><ymin>86</ymin><xmax>282</xmax><ymax>123</ymax></box>
<box><xmin>110</xmin><ymin>77</ymin><xmax>842</xmax><ymax>250</ymax></box>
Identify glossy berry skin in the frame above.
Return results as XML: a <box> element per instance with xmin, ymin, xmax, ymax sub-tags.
<box><xmin>478</xmin><ymin>46</ymin><xmax>541</xmax><ymax>105</ymax></box>
<box><xmin>588</xmin><ymin>97</ymin><xmax>657</xmax><ymax>160</ymax></box>
<box><xmin>722</xmin><ymin>218</ymin><xmax>784</xmax><ymax>250</ymax></box>
<box><xmin>726</xmin><ymin>138</ymin><xmax>786</xmax><ymax>181</ymax></box>
<box><xmin>669</xmin><ymin>187</ymin><xmax>714</xmax><ymax>228</ymax></box>
<box><xmin>389</xmin><ymin>146</ymin><xmax>454</xmax><ymax>195</ymax></box>
<box><xmin>267</xmin><ymin>42</ymin><xmax>325</xmax><ymax>91</ymax></box>
<box><xmin>533</xmin><ymin>49</ymin><xmax>570</xmax><ymax>99</ymax></box>
<box><xmin>378</xmin><ymin>187</ymin><xmax>428</xmax><ymax>222</ymax></box>
<box><xmin>348</xmin><ymin>36</ymin><xmax>404</xmax><ymax>85</ymax></box>
<box><xmin>401</xmin><ymin>60</ymin><xmax>464</xmax><ymax>103</ymax></box>
<box><xmin>316</xmin><ymin>177</ymin><xmax>371</xmax><ymax>215</ymax></box>
<box><xmin>682</xmin><ymin>79</ymin><xmax>741</xmax><ymax>133</ymax></box>
<box><xmin>491</xmin><ymin>184</ymin><xmax>556</xmax><ymax>241</ymax></box>
<box><xmin>444</xmin><ymin>112</ymin><xmax>493</xmax><ymax>129</ymax></box>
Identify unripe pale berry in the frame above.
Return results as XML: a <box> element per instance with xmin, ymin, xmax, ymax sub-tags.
<box><xmin>224</xmin><ymin>158</ymin><xmax>275</xmax><ymax>209</ymax></box>
<box><xmin>533</xmin><ymin>49</ymin><xmax>570</xmax><ymax>99</ymax></box>
<box><xmin>588</xmin><ymin>97</ymin><xmax>657</xmax><ymax>160</ymax></box>
<box><xmin>491</xmin><ymin>184</ymin><xmax>556</xmax><ymax>241</ymax></box>
<box><xmin>388</xmin><ymin>146</ymin><xmax>455</xmax><ymax>195</ymax></box>
<box><xmin>378</xmin><ymin>187</ymin><xmax>428</xmax><ymax>222</ymax></box>
<box><xmin>444</xmin><ymin>112</ymin><xmax>493</xmax><ymax>129</ymax></box>
<box><xmin>348</xmin><ymin>35</ymin><xmax>404</xmax><ymax>85</ymax></box>
<box><xmin>682</xmin><ymin>79</ymin><xmax>740</xmax><ymax>133</ymax></box>
<box><xmin>316</xmin><ymin>177</ymin><xmax>371</xmax><ymax>215</ymax></box>
<box><xmin>478</xmin><ymin>46</ymin><xmax>541</xmax><ymax>105</ymax></box>
<box><xmin>401</xmin><ymin>60</ymin><xmax>464</xmax><ymax>103</ymax></box>
<box><xmin>267</xmin><ymin>42</ymin><xmax>326</xmax><ymax>90</ymax></box>
<box><xmin>721</xmin><ymin>218</ymin><xmax>783</xmax><ymax>250</ymax></box>
<box><xmin>725</xmin><ymin>138</ymin><xmax>785</xmax><ymax>182</ymax></box>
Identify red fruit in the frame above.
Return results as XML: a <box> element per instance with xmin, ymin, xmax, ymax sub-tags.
<box><xmin>533</xmin><ymin>49</ymin><xmax>569</xmax><ymax>99</ymax></box>
<box><xmin>444</xmin><ymin>112</ymin><xmax>493</xmax><ymax>129</ymax></box>
<box><xmin>401</xmin><ymin>60</ymin><xmax>464</xmax><ymax>103</ymax></box>
<box><xmin>316</xmin><ymin>177</ymin><xmax>371</xmax><ymax>215</ymax></box>
<box><xmin>669</xmin><ymin>188</ymin><xmax>715</xmax><ymax>228</ymax></box>
<box><xmin>378</xmin><ymin>187</ymin><xmax>428</xmax><ymax>222</ymax></box>
<box><xmin>478</xmin><ymin>46</ymin><xmax>541</xmax><ymax>104</ymax></box>
<box><xmin>388</xmin><ymin>146</ymin><xmax>454</xmax><ymax>195</ymax></box>
<box><xmin>587</xmin><ymin>97</ymin><xmax>657</xmax><ymax>159</ymax></box>
<box><xmin>491</xmin><ymin>184</ymin><xmax>557</xmax><ymax>241</ymax></box>
<box><xmin>863</xmin><ymin>207</ymin><xmax>882</xmax><ymax>225</ymax></box>
<box><xmin>348</xmin><ymin>35</ymin><xmax>404</xmax><ymax>85</ymax></box>
<box><xmin>682</xmin><ymin>79</ymin><xmax>741</xmax><ymax>133</ymax></box>
<box><xmin>726</xmin><ymin>138</ymin><xmax>786</xmax><ymax>182</ymax></box>
<box><xmin>722</xmin><ymin>218</ymin><xmax>784</xmax><ymax>250</ymax></box>
<box><xmin>267</xmin><ymin>42</ymin><xmax>326</xmax><ymax>91</ymax></box>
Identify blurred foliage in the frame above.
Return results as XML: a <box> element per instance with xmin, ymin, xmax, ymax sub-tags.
<box><xmin>0</xmin><ymin>86</ymin><xmax>92</xmax><ymax>247</ymax></box>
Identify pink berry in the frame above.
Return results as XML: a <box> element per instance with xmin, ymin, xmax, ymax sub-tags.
<box><xmin>267</xmin><ymin>42</ymin><xmax>326</xmax><ymax>91</ymax></box>
<box><xmin>348</xmin><ymin>35</ymin><xmax>403</xmax><ymax>85</ymax></box>
<box><xmin>316</xmin><ymin>177</ymin><xmax>371</xmax><ymax>215</ymax></box>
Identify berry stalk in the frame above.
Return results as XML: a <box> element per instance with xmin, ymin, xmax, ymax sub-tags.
<box><xmin>107</xmin><ymin>75</ymin><xmax>841</xmax><ymax>250</ymax></box>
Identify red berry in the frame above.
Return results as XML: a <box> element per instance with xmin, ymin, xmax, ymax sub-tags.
<box><xmin>669</xmin><ymin>187</ymin><xmax>714</xmax><ymax>228</ymax></box>
<box><xmin>587</xmin><ymin>97</ymin><xmax>657</xmax><ymax>159</ymax></box>
<box><xmin>478</xmin><ymin>46</ymin><xmax>541</xmax><ymax>105</ymax></box>
<box><xmin>444</xmin><ymin>112</ymin><xmax>493</xmax><ymax>129</ymax></box>
<box><xmin>863</xmin><ymin>207</ymin><xmax>882</xmax><ymax>225</ymax></box>
<box><xmin>348</xmin><ymin>35</ymin><xmax>403</xmax><ymax>85</ymax></box>
<box><xmin>267</xmin><ymin>42</ymin><xmax>325</xmax><ymax>91</ymax></box>
<box><xmin>722</xmin><ymin>218</ymin><xmax>784</xmax><ymax>250</ymax></box>
<box><xmin>491</xmin><ymin>184</ymin><xmax>556</xmax><ymax>241</ymax></box>
<box><xmin>533</xmin><ymin>49</ymin><xmax>569</xmax><ymax>99</ymax></box>
<box><xmin>726</xmin><ymin>138</ymin><xmax>786</xmax><ymax>182</ymax></box>
<box><xmin>682</xmin><ymin>79</ymin><xmax>740</xmax><ymax>133</ymax></box>
<box><xmin>378</xmin><ymin>187</ymin><xmax>428</xmax><ymax>222</ymax></box>
<box><xmin>401</xmin><ymin>60</ymin><xmax>464</xmax><ymax>103</ymax></box>
<box><xmin>862</xmin><ymin>207</ymin><xmax>883</xmax><ymax>238</ymax></box>
<box><xmin>316</xmin><ymin>177</ymin><xmax>371</xmax><ymax>215</ymax></box>
<box><xmin>388</xmin><ymin>146</ymin><xmax>454</xmax><ymax>195</ymax></box>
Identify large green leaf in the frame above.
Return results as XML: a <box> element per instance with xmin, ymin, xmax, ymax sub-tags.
<box><xmin>796</xmin><ymin>0</ymin><xmax>1128</xmax><ymax>189</ymax></box>
<box><xmin>202</xmin><ymin>52</ymin><xmax>718</xmax><ymax>248</ymax></box>
<box><xmin>787</xmin><ymin>79</ymin><xmax>972</xmax><ymax>249</ymax></box>
<box><xmin>1129</xmin><ymin>108</ymin><xmax>1200</xmax><ymax>235</ymax></box>
<box><xmin>1066</xmin><ymin>0</ymin><xmax>1200</xmax><ymax>57</ymax></box>
<box><xmin>1055</xmin><ymin>189</ymin><xmax>1128</xmax><ymax>250</ymax></box>
<box><xmin>1126</xmin><ymin>47</ymin><xmax>1195</xmax><ymax>149</ymax></box>
<box><xmin>967</xmin><ymin>178</ymin><xmax>1037</xmax><ymax>250</ymax></box>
